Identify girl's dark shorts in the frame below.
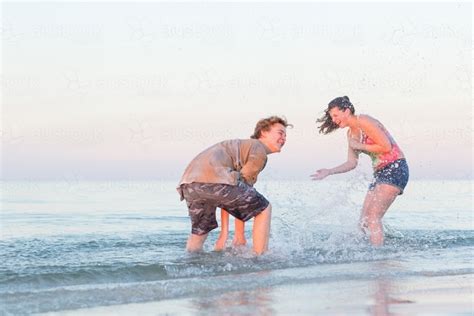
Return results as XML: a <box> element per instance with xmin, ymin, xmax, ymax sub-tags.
<box><xmin>369</xmin><ymin>158</ymin><xmax>409</xmax><ymax>195</ymax></box>
<box><xmin>180</xmin><ymin>181</ymin><xmax>270</xmax><ymax>235</ymax></box>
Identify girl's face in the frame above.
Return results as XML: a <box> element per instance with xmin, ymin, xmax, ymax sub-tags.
<box><xmin>328</xmin><ymin>107</ymin><xmax>351</xmax><ymax>128</ymax></box>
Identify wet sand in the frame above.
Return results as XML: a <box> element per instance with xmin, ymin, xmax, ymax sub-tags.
<box><xmin>41</xmin><ymin>274</ymin><xmax>472</xmax><ymax>315</ymax></box>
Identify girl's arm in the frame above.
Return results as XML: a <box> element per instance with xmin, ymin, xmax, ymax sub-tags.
<box><xmin>311</xmin><ymin>136</ymin><xmax>359</xmax><ymax>180</ymax></box>
<box><xmin>349</xmin><ymin>115</ymin><xmax>392</xmax><ymax>154</ymax></box>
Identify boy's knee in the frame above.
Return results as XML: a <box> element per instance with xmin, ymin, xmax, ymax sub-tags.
<box><xmin>258</xmin><ymin>204</ymin><xmax>272</xmax><ymax>218</ymax></box>
<box><xmin>265</xmin><ymin>203</ymin><xmax>272</xmax><ymax>212</ymax></box>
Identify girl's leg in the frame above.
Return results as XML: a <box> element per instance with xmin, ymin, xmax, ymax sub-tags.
<box><xmin>232</xmin><ymin>218</ymin><xmax>247</xmax><ymax>246</ymax></box>
<box><xmin>360</xmin><ymin>184</ymin><xmax>400</xmax><ymax>246</ymax></box>
<box><xmin>214</xmin><ymin>209</ymin><xmax>230</xmax><ymax>251</ymax></box>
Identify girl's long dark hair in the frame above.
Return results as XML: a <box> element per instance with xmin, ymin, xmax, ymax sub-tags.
<box><xmin>316</xmin><ymin>96</ymin><xmax>355</xmax><ymax>134</ymax></box>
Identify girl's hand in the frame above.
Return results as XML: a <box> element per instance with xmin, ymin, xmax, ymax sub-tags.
<box><xmin>310</xmin><ymin>169</ymin><xmax>331</xmax><ymax>180</ymax></box>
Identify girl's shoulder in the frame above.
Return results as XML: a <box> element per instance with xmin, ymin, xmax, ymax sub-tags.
<box><xmin>358</xmin><ymin>114</ymin><xmax>374</xmax><ymax>122</ymax></box>
<box><xmin>358</xmin><ymin>114</ymin><xmax>381</xmax><ymax>128</ymax></box>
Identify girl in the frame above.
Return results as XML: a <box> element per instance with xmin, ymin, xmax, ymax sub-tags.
<box><xmin>311</xmin><ymin>96</ymin><xmax>409</xmax><ymax>246</ymax></box>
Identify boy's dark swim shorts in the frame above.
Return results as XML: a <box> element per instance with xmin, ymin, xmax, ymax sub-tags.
<box><xmin>180</xmin><ymin>181</ymin><xmax>269</xmax><ymax>235</ymax></box>
<box><xmin>369</xmin><ymin>158</ymin><xmax>409</xmax><ymax>195</ymax></box>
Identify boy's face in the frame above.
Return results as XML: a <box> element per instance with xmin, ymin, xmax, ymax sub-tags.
<box><xmin>260</xmin><ymin>123</ymin><xmax>287</xmax><ymax>153</ymax></box>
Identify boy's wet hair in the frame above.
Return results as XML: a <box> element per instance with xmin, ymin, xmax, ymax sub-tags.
<box><xmin>251</xmin><ymin>116</ymin><xmax>292</xmax><ymax>139</ymax></box>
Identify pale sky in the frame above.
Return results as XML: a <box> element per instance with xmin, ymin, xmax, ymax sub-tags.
<box><xmin>1</xmin><ymin>2</ymin><xmax>472</xmax><ymax>180</ymax></box>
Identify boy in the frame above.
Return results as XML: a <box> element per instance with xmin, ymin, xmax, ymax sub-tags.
<box><xmin>177</xmin><ymin>116</ymin><xmax>290</xmax><ymax>255</ymax></box>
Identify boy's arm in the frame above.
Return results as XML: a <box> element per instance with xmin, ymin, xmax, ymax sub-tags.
<box><xmin>240</xmin><ymin>148</ymin><xmax>267</xmax><ymax>186</ymax></box>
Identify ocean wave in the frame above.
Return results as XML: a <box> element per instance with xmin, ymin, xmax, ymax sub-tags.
<box><xmin>1</xmin><ymin>230</ymin><xmax>472</xmax><ymax>297</ymax></box>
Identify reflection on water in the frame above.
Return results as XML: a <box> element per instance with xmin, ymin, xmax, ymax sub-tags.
<box><xmin>186</xmin><ymin>261</ymin><xmax>420</xmax><ymax>316</ymax></box>
<box><xmin>191</xmin><ymin>288</ymin><xmax>274</xmax><ymax>316</ymax></box>
<box><xmin>369</xmin><ymin>262</ymin><xmax>414</xmax><ymax>316</ymax></box>
<box><xmin>190</xmin><ymin>270</ymin><xmax>275</xmax><ymax>315</ymax></box>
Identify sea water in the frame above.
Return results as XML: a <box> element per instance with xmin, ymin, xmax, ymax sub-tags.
<box><xmin>0</xmin><ymin>179</ymin><xmax>472</xmax><ymax>314</ymax></box>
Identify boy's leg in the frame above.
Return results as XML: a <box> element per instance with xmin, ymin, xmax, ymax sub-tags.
<box><xmin>252</xmin><ymin>204</ymin><xmax>272</xmax><ymax>255</ymax></box>
<box><xmin>182</xmin><ymin>183</ymin><xmax>219</xmax><ymax>252</ymax></box>
<box><xmin>186</xmin><ymin>233</ymin><xmax>209</xmax><ymax>252</ymax></box>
